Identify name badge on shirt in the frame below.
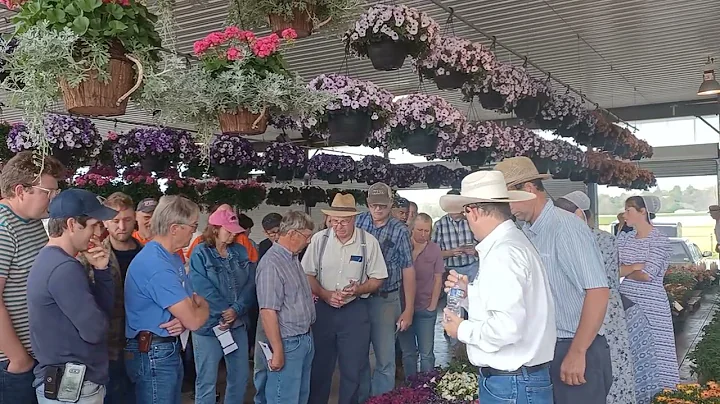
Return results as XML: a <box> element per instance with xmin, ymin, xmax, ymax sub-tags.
<box><xmin>350</xmin><ymin>255</ymin><xmax>363</xmax><ymax>263</ymax></box>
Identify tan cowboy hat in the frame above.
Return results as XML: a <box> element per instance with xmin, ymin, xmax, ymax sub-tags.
<box><xmin>494</xmin><ymin>156</ymin><xmax>551</xmax><ymax>188</ymax></box>
<box><xmin>321</xmin><ymin>193</ymin><xmax>360</xmax><ymax>217</ymax></box>
<box><xmin>439</xmin><ymin>171</ymin><xmax>536</xmax><ymax>213</ymax></box>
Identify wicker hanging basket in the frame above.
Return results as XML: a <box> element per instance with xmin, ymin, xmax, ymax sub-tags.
<box><xmin>268</xmin><ymin>4</ymin><xmax>331</xmax><ymax>39</ymax></box>
<box><xmin>219</xmin><ymin>107</ymin><xmax>268</xmax><ymax>135</ymax></box>
<box><xmin>59</xmin><ymin>44</ymin><xmax>143</xmax><ymax>117</ymax></box>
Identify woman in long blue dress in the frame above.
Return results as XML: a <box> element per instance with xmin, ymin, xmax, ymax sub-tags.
<box><xmin>556</xmin><ymin>193</ymin><xmax>636</xmax><ymax>404</ymax></box>
<box><xmin>617</xmin><ymin>196</ymin><xmax>679</xmax><ymax>394</ymax></box>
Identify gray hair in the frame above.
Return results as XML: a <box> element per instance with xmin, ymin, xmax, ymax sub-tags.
<box><xmin>278</xmin><ymin>211</ymin><xmax>314</xmax><ymax>235</ymax></box>
<box><xmin>151</xmin><ymin>195</ymin><xmax>200</xmax><ymax>237</ymax></box>
<box><xmin>409</xmin><ymin>212</ymin><xmax>433</xmax><ymax>231</ymax></box>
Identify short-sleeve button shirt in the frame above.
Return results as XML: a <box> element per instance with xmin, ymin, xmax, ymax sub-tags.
<box><xmin>256</xmin><ymin>243</ymin><xmax>315</xmax><ymax>338</ymax></box>
<box><xmin>124</xmin><ymin>241</ymin><xmax>191</xmax><ymax>338</ymax></box>
<box><xmin>355</xmin><ymin>212</ymin><xmax>413</xmax><ymax>293</ymax></box>
<box><xmin>302</xmin><ymin>228</ymin><xmax>388</xmax><ymax>302</ymax></box>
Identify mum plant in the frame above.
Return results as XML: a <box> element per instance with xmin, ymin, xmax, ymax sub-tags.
<box><xmin>209</xmin><ymin>135</ymin><xmax>258</xmax><ymax>179</ymax></box>
<box><xmin>416</xmin><ymin>36</ymin><xmax>496</xmax><ymax>90</ymax></box>
<box><xmin>227</xmin><ymin>0</ymin><xmax>363</xmax><ymax>38</ymax></box>
<box><xmin>1</xmin><ymin>0</ymin><xmax>162</xmax><ymax>157</ymax></box>
<box><xmin>8</xmin><ymin>114</ymin><xmax>103</xmax><ymax>169</ymax></box>
<box><xmin>140</xmin><ymin>27</ymin><xmax>331</xmax><ymax>139</ymax></box>
<box><xmin>356</xmin><ymin>155</ymin><xmax>390</xmax><ymax>185</ymax></box>
<box><xmin>301</xmin><ymin>74</ymin><xmax>394</xmax><ymax>146</ymax></box>
<box><xmin>112</xmin><ymin>127</ymin><xmax>197</xmax><ymax>173</ymax></box>
<box><xmin>343</xmin><ymin>4</ymin><xmax>440</xmax><ymax>71</ymax></box>
<box><xmin>307</xmin><ymin>153</ymin><xmax>356</xmax><ymax>184</ymax></box>
<box><xmin>261</xmin><ymin>141</ymin><xmax>308</xmax><ymax>180</ymax></box>
<box><xmin>382</xmin><ymin>93</ymin><xmax>465</xmax><ymax>158</ymax></box>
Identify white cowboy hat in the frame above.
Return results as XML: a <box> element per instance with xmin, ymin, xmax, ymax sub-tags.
<box><xmin>321</xmin><ymin>193</ymin><xmax>360</xmax><ymax>217</ymax></box>
<box><xmin>439</xmin><ymin>170</ymin><xmax>536</xmax><ymax>213</ymax></box>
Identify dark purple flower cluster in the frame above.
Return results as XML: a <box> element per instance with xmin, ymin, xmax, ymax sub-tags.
<box><xmin>364</xmin><ymin>386</ymin><xmax>433</xmax><ymax>404</ymax></box>
<box><xmin>389</xmin><ymin>164</ymin><xmax>424</xmax><ymax>188</ymax></box>
<box><xmin>422</xmin><ymin>164</ymin><xmax>455</xmax><ymax>187</ymax></box>
<box><xmin>268</xmin><ymin>115</ymin><xmax>301</xmax><ymax>132</ymax></box>
<box><xmin>7</xmin><ymin>114</ymin><xmax>102</xmax><ymax>157</ymax></box>
<box><xmin>261</xmin><ymin>142</ymin><xmax>307</xmax><ymax>171</ymax></box>
<box><xmin>210</xmin><ymin>135</ymin><xmax>258</xmax><ymax>168</ymax></box>
<box><xmin>307</xmin><ymin>153</ymin><xmax>356</xmax><ymax>181</ymax></box>
<box><xmin>113</xmin><ymin>127</ymin><xmax>198</xmax><ymax>166</ymax></box>
<box><xmin>356</xmin><ymin>155</ymin><xmax>390</xmax><ymax>184</ymax></box>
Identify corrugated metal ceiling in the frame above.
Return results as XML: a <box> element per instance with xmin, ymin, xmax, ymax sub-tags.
<box><xmin>0</xmin><ymin>0</ymin><xmax>717</xmax><ymax>143</ymax></box>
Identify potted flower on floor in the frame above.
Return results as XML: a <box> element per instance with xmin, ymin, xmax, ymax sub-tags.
<box><xmin>209</xmin><ymin>135</ymin><xmax>258</xmax><ymax>180</ymax></box>
<box><xmin>301</xmin><ymin>74</ymin><xmax>394</xmax><ymax>146</ymax></box>
<box><xmin>112</xmin><ymin>127</ymin><xmax>198</xmax><ymax>174</ymax></box>
<box><xmin>8</xmin><ymin>115</ymin><xmax>103</xmax><ymax>171</ymax></box>
<box><xmin>344</xmin><ymin>4</ymin><xmax>440</xmax><ymax>71</ymax></box>
<box><xmin>2</xmin><ymin>0</ymin><xmax>161</xmax><ymax>154</ymax></box>
<box><xmin>227</xmin><ymin>0</ymin><xmax>362</xmax><ymax>39</ymax></box>
<box><xmin>307</xmin><ymin>153</ymin><xmax>356</xmax><ymax>184</ymax></box>
<box><xmin>384</xmin><ymin>93</ymin><xmax>465</xmax><ymax>158</ymax></box>
<box><xmin>261</xmin><ymin>141</ymin><xmax>308</xmax><ymax>181</ymax></box>
<box><xmin>416</xmin><ymin>36</ymin><xmax>496</xmax><ymax>90</ymax></box>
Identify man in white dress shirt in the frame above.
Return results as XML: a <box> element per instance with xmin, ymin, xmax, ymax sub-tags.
<box><xmin>441</xmin><ymin>171</ymin><xmax>557</xmax><ymax>404</ymax></box>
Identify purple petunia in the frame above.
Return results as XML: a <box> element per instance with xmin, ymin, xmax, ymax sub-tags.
<box><xmin>261</xmin><ymin>142</ymin><xmax>307</xmax><ymax>171</ymax></box>
<box><xmin>8</xmin><ymin>114</ymin><xmax>102</xmax><ymax>157</ymax></box>
<box><xmin>113</xmin><ymin>127</ymin><xmax>198</xmax><ymax>166</ymax></box>
<box><xmin>210</xmin><ymin>135</ymin><xmax>259</xmax><ymax>167</ymax></box>
<box><xmin>307</xmin><ymin>153</ymin><xmax>356</xmax><ymax>181</ymax></box>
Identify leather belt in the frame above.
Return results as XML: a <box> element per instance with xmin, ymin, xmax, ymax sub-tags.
<box><xmin>480</xmin><ymin>362</ymin><xmax>549</xmax><ymax>377</ymax></box>
<box><xmin>371</xmin><ymin>288</ymin><xmax>399</xmax><ymax>298</ymax></box>
<box><xmin>135</xmin><ymin>331</ymin><xmax>177</xmax><ymax>344</ymax></box>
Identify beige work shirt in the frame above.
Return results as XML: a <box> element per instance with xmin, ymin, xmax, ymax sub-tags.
<box><xmin>301</xmin><ymin>228</ymin><xmax>388</xmax><ymax>302</ymax></box>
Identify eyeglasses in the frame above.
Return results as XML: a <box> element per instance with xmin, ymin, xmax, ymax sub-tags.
<box><xmin>176</xmin><ymin>222</ymin><xmax>199</xmax><ymax>232</ymax></box>
<box><xmin>30</xmin><ymin>185</ymin><xmax>60</xmax><ymax>198</ymax></box>
<box><xmin>330</xmin><ymin>218</ymin><xmax>351</xmax><ymax>227</ymax></box>
<box><xmin>293</xmin><ymin>229</ymin><xmax>313</xmax><ymax>242</ymax></box>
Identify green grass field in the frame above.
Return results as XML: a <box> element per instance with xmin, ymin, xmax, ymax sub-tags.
<box><xmin>598</xmin><ymin>214</ymin><xmax>718</xmax><ymax>256</ymax></box>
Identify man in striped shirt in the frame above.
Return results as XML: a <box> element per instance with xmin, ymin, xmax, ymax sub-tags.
<box><xmin>0</xmin><ymin>151</ymin><xmax>65</xmax><ymax>403</ymax></box>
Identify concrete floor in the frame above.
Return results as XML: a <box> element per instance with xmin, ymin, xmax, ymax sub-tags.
<box><xmin>181</xmin><ymin>291</ymin><xmax>718</xmax><ymax>403</ymax></box>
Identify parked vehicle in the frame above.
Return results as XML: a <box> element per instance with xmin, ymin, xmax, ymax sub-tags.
<box><xmin>668</xmin><ymin>237</ymin><xmax>712</xmax><ymax>265</ymax></box>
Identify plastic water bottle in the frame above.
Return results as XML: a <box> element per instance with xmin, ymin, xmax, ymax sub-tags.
<box><xmin>446</xmin><ymin>284</ymin><xmax>465</xmax><ymax>320</ymax></box>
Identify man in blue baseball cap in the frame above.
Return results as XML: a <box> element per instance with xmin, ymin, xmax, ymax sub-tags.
<box><xmin>27</xmin><ymin>188</ymin><xmax>118</xmax><ymax>403</ymax></box>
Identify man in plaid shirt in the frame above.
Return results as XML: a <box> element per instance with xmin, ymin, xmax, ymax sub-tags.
<box><xmin>431</xmin><ymin>189</ymin><xmax>479</xmax><ymax>281</ymax></box>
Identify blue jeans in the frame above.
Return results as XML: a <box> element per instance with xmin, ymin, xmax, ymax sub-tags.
<box><xmin>104</xmin><ymin>359</ymin><xmax>134</xmax><ymax>404</ymax></box>
<box><xmin>263</xmin><ymin>332</ymin><xmax>313</xmax><ymax>404</ymax></box>
<box><xmin>36</xmin><ymin>381</ymin><xmax>105</xmax><ymax>404</ymax></box>
<box><xmin>193</xmin><ymin>327</ymin><xmax>249</xmax><ymax>404</ymax></box>
<box><xmin>359</xmin><ymin>290</ymin><xmax>401</xmax><ymax>401</ymax></box>
<box><xmin>397</xmin><ymin>308</ymin><xmax>437</xmax><ymax>377</ymax></box>
<box><xmin>480</xmin><ymin>367</ymin><xmax>554</xmax><ymax>404</ymax></box>
<box><xmin>0</xmin><ymin>359</ymin><xmax>37</xmax><ymax>404</ymax></box>
<box><xmin>253</xmin><ymin>319</ymin><xmax>268</xmax><ymax>404</ymax></box>
<box><xmin>125</xmin><ymin>339</ymin><xmax>183</xmax><ymax>404</ymax></box>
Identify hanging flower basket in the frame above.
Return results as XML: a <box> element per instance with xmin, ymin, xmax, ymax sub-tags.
<box><xmin>357</xmin><ymin>155</ymin><xmax>390</xmax><ymax>185</ymax></box>
<box><xmin>140</xmin><ymin>157</ymin><xmax>170</xmax><ymax>174</ymax></box>
<box><xmin>219</xmin><ymin>108</ymin><xmax>268</xmax><ymax>135</ymax></box>
<box><xmin>113</xmin><ymin>127</ymin><xmax>198</xmax><ymax>175</ymax></box>
<box><xmin>531</xmin><ymin>157</ymin><xmax>552</xmax><ymax>174</ymax></box>
<box><xmin>367</xmin><ymin>39</ymin><xmax>407</xmax><ymax>71</ymax></box>
<box><xmin>477</xmin><ymin>89</ymin><xmax>505</xmax><ymax>110</ymax></box>
<box><xmin>261</xmin><ymin>142</ymin><xmax>306</xmax><ymax>181</ymax></box>
<box><xmin>514</xmin><ymin>98</ymin><xmax>540</xmax><ymax>120</ymax></box>
<box><xmin>300</xmin><ymin>186</ymin><xmax>327</xmax><ymax>207</ymax></box>
<box><xmin>307</xmin><ymin>153</ymin><xmax>356</xmax><ymax>184</ymax></box>
<box><xmin>326</xmin><ymin>171</ymin><xmax>343</xmax><ymax>184</ymax></box>
<box><xmin>416</xmin><ymin>36</ymin><xmax>496</xmax><ymax>92</ymax></box>
<box><xmin>422</xmin><ymin>165</ymin><xmax>454</xmax><ymax>189</ymax></box>
<box><xmin>434</xmin><ymin>70</ymin><xmax>470</xmax><ymax>90</ymax></box>
<box><xmin>569</xmin><ymin>169</ymin><xmax>587</xmax><ymax>182</ymax></box>
<box><xmin>405</xmin><ymin>129</ymin><xmax>439</xmax><ymax>156</ymax></box>
<box><xmin>327</xmin><ymin>110</ymin><xmax>373</xmax><ymax>146</ymax></box>
<box><xmin>213</xmin><ymin>165</ymin><xmax>251</xmax><ymax>180</ymax></box>
<box><xmin>266</xmin><ymin>186</ymin><xmax>302</xmax><ymax>206</ymax></box>
<box><xmin>551</xmin><ymin>162</ymin><xmax>572</xmax><ymax>180</ymax></box>
<box><xmin>269</xmin><ymin>7</ymin><xmax>315</xmax><ymax>39</ymax></box>
<box><xmin>458</xmin><ymin>150</ymin><xmax>490</xmax><ymax>168</ymax></box>
<box><xmin>274</xmin><ymin>168</ymin><xmax>295</xmax><ymax>181</ymax></box>
<box><xmin>59</xmin><ymin>43</ymin><xmax>142</xmax><ymax>117</ymax></box>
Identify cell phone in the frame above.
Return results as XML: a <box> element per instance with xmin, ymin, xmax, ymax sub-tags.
<box><xmin>44</xmin><ymin>366</ymin><xmax>64</xmax><ymax>400</ymax></box>
<box><xmin>57</xmin><ymin>363</ymin><xmax>86</xmax><ymax>402</ymax></box>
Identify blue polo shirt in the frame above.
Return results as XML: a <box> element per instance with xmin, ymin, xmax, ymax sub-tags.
<box><xmin>124</xmin><ymin>241</ymin><xmax>191</xmax><ymax>338</ymax></box>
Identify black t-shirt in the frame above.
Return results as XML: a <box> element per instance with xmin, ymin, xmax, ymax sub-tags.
<box><xmin>113</xmin><ymin>241</ymin><xmax>143</xmax><ymax>280</ymax></box>
<box><xmin>259</xmin><ymin>238</ymin><xmax>273</xmax><ymax>260</ymax></box>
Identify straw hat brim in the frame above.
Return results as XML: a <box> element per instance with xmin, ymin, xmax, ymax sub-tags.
<box><xmin>439</xmin><ymin>190</ymin><xmax>536</xmax><ymax>214</ymax></box>
<box><xmin>506</xmin><ymin>173</ymin><xmax>552</xmax><ymax>188</ymax></box>
<box><xmin>320</xmin><ymin>209</ymin><xmax>360</xmax><ymax>217</ymax></box>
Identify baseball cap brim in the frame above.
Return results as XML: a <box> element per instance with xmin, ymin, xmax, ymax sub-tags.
<box><xmin>222</xmin><ymin>222</ymin><xmax>244</xmax><ymax>234</ymax></box>
<box><xmin>367</xmin><ymin>195</ymin><xmax>391</xmax><ymax>205</ymax></box>
<box><xmin>88</xmin><ymin>206</ymin><xmax>119</xmax><ymax>221</ymax></box>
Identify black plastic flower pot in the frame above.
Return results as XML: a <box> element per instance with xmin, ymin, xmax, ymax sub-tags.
<box><xmin>326</xmin><ymin>171</ymin><xmax>344</xmax><ymax>184</ymax></box>
<box><xmin>569</xmin><ymin>170</ymin><xmax>586</xmax><ymax>182</ymax></box>
<box><xmin>295</xmin><ymin>167</ymin><xmax>307</xmax><ymax>179</ymax></box>
<box><xmin>404</xmin><ymin>129</ymin><xmax>438</xmax><ymax>156</ymax></box>
<box><xmin>328</xmin><ymin>110</ymin><xmax>372</xmax><ymax>146</ymax></box>
<box><xmin>274</xmin><ymin>168</ymin><xmax>295</xmax><ymax>182</ymax></box>
<box><xmin>367</xmin><ymin>39</ymin><xmax>407</xmax><ymax>71</ymax></box>
<box><xmin>214</xmin><ymin>164</ymin><xmax>250</xmax><ymax>180</ymax></box>
<box><xmin>458</xmin><ymin>151</ymin><xmax>490</xmax><ymax>168</ymax></box>
<box><xmin>434</xmin><ymin>70</ymin><xmax>469</xmax><ymax>90</ymax></box>
<box><xmin>51</xmin><ymin>148</ymin><xmax>74</xmax><ymax>167</ymax></box>
<box><xmin>478</xmin><ymin>89</ymin><xmax>505</xmax><ymax>111</ymax></box>
<box><xmin>551</xmin><ymin>163</ymin><xmax>572</xmax><ymax>180</ymax></box>
<box><xmin>531</xmin><ymin>157</ymin><xmax>551</xmax><ymax>174</ymax></box>
<box><xmin>141</xmin><ymin>156</ymin><xmax>170</xmax><ymax>174</ymax></box>
<box><xmin>514</xmin><ymin>98</ymin><xmax>540</xmax><ymax>120</ymax></box>
<box><xmin>426</xmin><ymin>179</ymin><xmax>443</xmax><ymax>189</ymax></box>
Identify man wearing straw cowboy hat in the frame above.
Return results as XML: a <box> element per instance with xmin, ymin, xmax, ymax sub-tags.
<box><xmin>301</xmin><ymin>193</ymin><xmax>388</xmax><ymax>404</ymax></box>
<box><xmin>440</xmin><ymin>170</ymin><xmax>557</xmax><ymax>404</ymax></box>
<box><xmin>494</xmin><ymin>157</ymin><xmax>612</xmax><ymax>404</ymax></box>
